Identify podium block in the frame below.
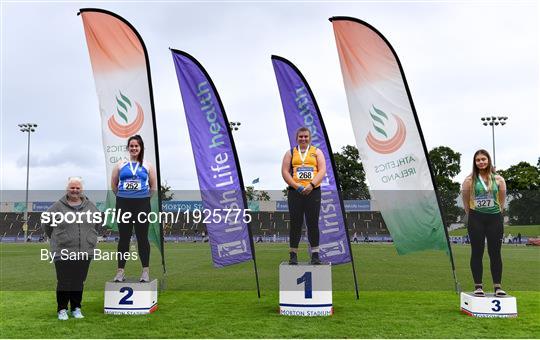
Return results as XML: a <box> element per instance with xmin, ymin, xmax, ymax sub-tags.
<box><xmin>460</xmin><ymin>292</ymin><xmax>517</xmax><ymax>318</ymax></box>
<box><xmin>104</xmin><ymin>279</ymin><xmax>158</xmax><ymax>315</ymax></box>
<box><xmin>279</xmin><ymin>262</ymin><xmax>332</xmax><ymax>316</ymax></box>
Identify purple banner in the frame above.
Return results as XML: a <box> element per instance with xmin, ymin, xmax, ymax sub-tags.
<box><xmin>272</xmin><ymin>56</ymin><xmax>351</xmax><ymax>265</ymax></box>
<box><xmin>172</xmin><ymin>49</ymin><xmax>253</xmax><ymax>267</ymax></box>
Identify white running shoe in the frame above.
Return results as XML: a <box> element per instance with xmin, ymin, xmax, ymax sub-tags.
<box><xmin>473</xmin><ymin>287</ymin><xmax>485</xmax><ymax>297</ymax></box>
<box><xmin>58</xmin><ymin>309</ymin><xmax>69</xmax><ymax>321</ymax></box>
<box><xmin>72</xmin><ymin>308</ymin><xmax>84</xmax><ymax>319</ymax></box>
<box><xmin>139</xmin><ymin>270</ymin><xmax>150</xmax><ymax>283</ymax></box>
<box><xmin>495</xmin><ymin>287</ymin><xmax>508</xmax><ymax>297</ymax></box>
<box><xmin>113</xmin><ymin>270</ymin><xmax>125</xmax><ymax>282</ymax></box>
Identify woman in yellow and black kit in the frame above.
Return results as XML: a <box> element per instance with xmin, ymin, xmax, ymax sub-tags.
<box><xmin>281</xmin><ymin>127</ymin><xmax>326</xmax><ymax>265</ymax></box>
<box><xmin>462</xmin><ymin>149</ymin><xmax>507</xmax><ymax>297</ymax></box>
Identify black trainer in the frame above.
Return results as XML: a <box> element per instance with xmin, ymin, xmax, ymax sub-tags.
<box><xmin>289</xmin><ymin>252</ymin><xmax>298</xmax><ymax>265</ymax></box>
<box><xmin>310</xmin><ymin>252</ymin><xmax>322</xmax><ymax>265</ymax></box>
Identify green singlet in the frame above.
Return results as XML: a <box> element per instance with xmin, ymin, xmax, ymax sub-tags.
<box><xmin>470</xmin><ymin>174</ymin><xmax>501</xmax><ymax>214</ymax></box>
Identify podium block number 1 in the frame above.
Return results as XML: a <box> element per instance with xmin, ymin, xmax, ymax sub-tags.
<box><xmin>119</xmin><ymin>287</ymin><xmax>134</xmax><ymax>305</ymax></box>
<box><xmin>297</xmin><ymin>272</ymin><xmax>312</xmax><ymax>299</ymax></box>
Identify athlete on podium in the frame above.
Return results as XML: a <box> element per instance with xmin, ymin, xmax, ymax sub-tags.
<box><xmin>462</xmin><ymin>149</ymin><xmax>507</xmax><ymax>297</ymax></box>
<box><xmin>281</xmin><ymin>127</ymin><xmax>327</xmax><ymax>265</ymax></box>
<box><xmin>111</xmin><ymin>135</ymin><xmax>157</xmax><ymax>283</ymax></box>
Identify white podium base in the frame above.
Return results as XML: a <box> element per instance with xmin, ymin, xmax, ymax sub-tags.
<box><xmin>104</xmin><ymin>279</ymin><xmax>158</xmax><ymax>315</ymax></box>
<box><xmin>460</xmin><ymin>292</ymin><xmax>517</xmax><ymax>318</ymax></box>
<box><xmin>279</xmin><ymin>262</ymin><xmax>333</xmax><ymax>317</ymax></box>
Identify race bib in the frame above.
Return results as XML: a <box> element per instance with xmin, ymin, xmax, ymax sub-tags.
<box><xmin>123</xmin><ymin>179</ymin><xmax>141</xmax><ymax>191</ymax></box>
<box><xmin>297</xmin><ymin>166</ymin><xmax>314</xmax><ymax>180</ymax></box>
<box><xmin>474</xmin><ymin>194</ymin><xmax>494</xmax><ymax>208</ymax></box>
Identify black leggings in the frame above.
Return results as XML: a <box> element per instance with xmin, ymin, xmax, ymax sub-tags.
<box><xmin>55</xmin><ymin>259</ymin><xmax>91</xmax><ymax>312</ymax></box>
<box><xmin>116</xmin><ymin>196</ymin><xmax>151</xmax><ymax>268</ymax></box>
<box><xmin>288</xmin><ymin>188</ymin><xmax>321</xmax><ymax>249</ymax></box>
<box><xmin>467</xmin><ymin>210</ymin><xmax>504</xmax><ymax>284</ymax></box>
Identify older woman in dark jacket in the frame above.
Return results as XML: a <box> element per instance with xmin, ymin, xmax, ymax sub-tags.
<box><xmin>41</xmin><ymin>177</ymin><xmax>99</xmax><ymax>320</ymax></box>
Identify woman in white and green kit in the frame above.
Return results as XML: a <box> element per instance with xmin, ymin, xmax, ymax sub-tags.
<box><xmin>462</xmin><ymin>149</ymin><xmax>507</xmax><ymax>297</ymax></box>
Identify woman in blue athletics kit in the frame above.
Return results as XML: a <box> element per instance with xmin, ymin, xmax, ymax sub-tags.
<box><xmin>111</xmin><ymin>135</ymin><xmax>157</xmax><ymax>283</ymax></box>
<box><xmin>462</xmin><ymin>149</ymin><xmax>507</xmax><ymax>297</ymax></box>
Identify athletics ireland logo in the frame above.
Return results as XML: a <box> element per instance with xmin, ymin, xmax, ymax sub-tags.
<box><xmin>107</xmin><ymin>91</ymin><xmax>144</xmax><ymax>138</ymax></box>
<box><xmin>366</xmin><ymin>105</ymin><xmax>406</xmax><ymax>154</ymax></box>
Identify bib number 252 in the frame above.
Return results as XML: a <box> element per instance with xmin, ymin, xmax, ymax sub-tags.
<box><xmin>124</xmin><ymin>181</ymin><xmax>141</xmax><ymax>191</ymax></box>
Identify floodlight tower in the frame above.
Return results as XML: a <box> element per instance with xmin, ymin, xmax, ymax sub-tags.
<box><xmin>229</xmin><ymin>121</ymin><xmax>241</xmax><ymax>132</ymax></box>
<box><xmin>480</xmin><ymin>116</ymin><xmax>508</xmax><ymax>168</ymax></box>
<box><xmin>18</xmin><ymin>123</ymin><xmax>38</xmax><ymax>241</ymax></box>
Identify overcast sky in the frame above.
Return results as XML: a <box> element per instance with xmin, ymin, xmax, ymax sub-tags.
<box><xmin>1</xmin><ymin>1</ymin><xmax>538</xmax><ymax>195</ymax></box>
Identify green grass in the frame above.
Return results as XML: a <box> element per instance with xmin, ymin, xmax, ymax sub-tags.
<box><xmin>450</xmin><ymin>225</ymin><xmax>540</xmax><ymax>237</ymax></box>
<box><xmin>1</xmin><ymin>243</ymin><xmax>539</xmax><ymax>338</ymax></box>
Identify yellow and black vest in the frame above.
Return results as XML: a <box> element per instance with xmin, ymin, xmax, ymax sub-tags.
<box><xmin>291</xmin><ymin>145</ymin><xmax>319</xmax><ymax>187</ymax></box>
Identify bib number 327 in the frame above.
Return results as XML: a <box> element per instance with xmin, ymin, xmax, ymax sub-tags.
<box><xmin>475</xmin><ymin>198</ymin><xmax>494</xmax><ymax>208</ymax></box>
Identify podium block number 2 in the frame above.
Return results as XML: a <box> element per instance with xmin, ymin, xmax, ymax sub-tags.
<box><xmin>297</xmin><ymin>272</ymin><xmax>312</xmax><ymax>299</ymax></box>
<box><xmin>119</xmin><ymin>287</ymin><xmax>134</xmax><ymax>305</ymax></box>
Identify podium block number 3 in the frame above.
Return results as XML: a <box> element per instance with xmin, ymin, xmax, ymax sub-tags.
<box><xmin>297</xmin><ymin>272</ymin><xmax>312</xmax><ymax>299</ymax></box>
<box><xmin>491</xmin><ymin>299</ymin><xmax>501</xmax><ymax>312</ymax></box>
<box><xmin>119</xmin><ymin>287</ymin><xmax>134</xmax><ymax>305</ymax></box>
